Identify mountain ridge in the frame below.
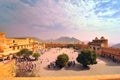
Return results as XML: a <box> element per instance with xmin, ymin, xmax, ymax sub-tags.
<box><xmin>111</xmin><ymin>43</ymin><xmax>120</xmax><ymax>48</ymax></box>
<box><xmin>44</xmin><ymin>36</ymin><xmax>82</xmax><ymax>44</ymax></box>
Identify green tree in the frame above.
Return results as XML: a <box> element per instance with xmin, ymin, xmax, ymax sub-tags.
<box><xmin>16</xmin><ymin>49</ymin><xmax>33</xmax><ymax>59</ymax></box>
<box><xmin>67</xmin><ymin>44</ymin><xmax>75</xmax><ymax>49</ymax></box>
<box><xmin>32</xmin><ymin>53</ymin><xmax>40</xmax><ymax>60</ymax></box>
<box><xmin>55</xmin><ymin>53</ymin><xmax>69</xmax><ymax>68</ymax></box>
<box><xmin>76</xmin><ymin>49</ymin><xmax>97</xmax><ymax>67</ymax></box>
<box><xmin>23</xmin><ymin>50</ymin><xmax>32</xmax><ymax>58</ymax></box>
<box><xmin>16</xmin><ymin>51</ymin><xmax>22</xmax><ymax>58</ymax></box>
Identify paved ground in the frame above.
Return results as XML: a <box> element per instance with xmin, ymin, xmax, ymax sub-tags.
<box><xmin>1</xmin><ymin>74</ymin><xmax>120</xmax><ymax>80</ymax></box>
<box><xmin>33</xmin><ymin>48</ymin><xmax>120</xmax><ymax>77</ymax></box>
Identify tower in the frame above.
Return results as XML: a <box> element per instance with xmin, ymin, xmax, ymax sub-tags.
<box><xmin>88</xmin><ymin>36</ymin><xmax>108</xmax><ymax>54</ymax></box>
<box><xmin>100</xmin><ymin>36</ymin><xmax>108</xmax><ymax>48</ymax></box>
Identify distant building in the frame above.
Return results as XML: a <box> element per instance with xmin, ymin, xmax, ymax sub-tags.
<box><xmin>88</xmin><ymin>36</ymin><xmax>120</xmax><ymax>62</ymax></box>
<box><xmin>0</xmin><ymin>32</ymin><xmax>45</xmax><ymax>60</ymax></box>
<box><xmin>45</xmin><ymin>42</ymin><xmax>88</xmax><ymax>49</ymax></box>
<box><xmin>88</xmin><ymin>36</ymin><xmax>108</xmax><ymax>52</ymax></box>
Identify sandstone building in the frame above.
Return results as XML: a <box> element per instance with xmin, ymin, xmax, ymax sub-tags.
<box><xmin>88</xmin><ymin>36</ymin><xmax>120</xmax><ymax>62</ymax></box>
<box><xmin>88</xmin><ymin>36</ymin><xmax>108</xmax><ymax>51</ymax></box>
<box><xmin>0</xmin><ymin>32</ymin><xmax>45</xmax><ymax>60</ymax></box>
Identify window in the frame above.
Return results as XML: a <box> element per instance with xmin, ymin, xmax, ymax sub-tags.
<box><xmin>13</xmin><ymin>40</ymin><xmax>15</xmax><ymax>43</ymax></box>
<box><xmin>93</xmin><ymin>47</ymin><xmax>95</xmax><ymax>50</ymax></box>
<box><xmin>13</xmin><ymin>46</ymin><xmax>15</xmax><ymax>50</ymax></box>
<box><xmin>97</xmin><ymin>48</ymin><xmax>100</xmax><ymax>50</ymax></box>
<box><xmin>17</xmin><ymin>46</ymin><xmax>19</xmax><ymax>49</ymax></box>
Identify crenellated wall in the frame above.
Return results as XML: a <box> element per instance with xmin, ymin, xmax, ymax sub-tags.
<box><xmin>88</xmin><ymin>37</ymin><xmax>120</xmax><ymax>62</ymax></box>
<box><xmin>101</xmin><ymin>48</ymin><xmax>120</xmax><ymax>61</ymax></box>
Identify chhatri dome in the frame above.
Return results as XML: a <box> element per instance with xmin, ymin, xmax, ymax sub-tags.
<box><xmin>101</xmin><ymin>36</ymin><xmax>105</xmax><ymax>40</ymax></box>
<box><xmin>95</xmin><ymin>37</ymin><xmax>98</xmax><ymax>40</ymax></box>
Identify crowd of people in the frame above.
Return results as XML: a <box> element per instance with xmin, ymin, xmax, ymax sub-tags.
<box><xmin>47</xmin><ymin>61</ymin><xmax>60</xmax><ymax>69</ymax></box>
<box><xmin>16</xmin><ymin>59</ymin><xmax>36</xmax><ymax>73</ymax></box>
<box><xmin>100</xmin><ymin>54</ymin><xmax>120</xmax><ymax>64</ymax></box>
<box><xmin>47</xmin><ymin>60</ymin><xmax>76</xmax><ymax>69</ymax></box>
<box><xmin>66</xmin><ymin>61</ymin><xmax>76</xmax><ymax>68</ymax></box>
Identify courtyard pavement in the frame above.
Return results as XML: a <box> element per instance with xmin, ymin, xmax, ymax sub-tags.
<box><xmin>33</xmin><ymin>48</ymin><xmax>120</xmax><ymax>77</ymax></box>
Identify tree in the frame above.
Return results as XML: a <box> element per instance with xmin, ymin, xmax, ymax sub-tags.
<box><xmin>76</xmin><ymin>49</ymin><xmax>97</xmax><ymax>68</ymax></box>
<box><xmin>67</xmin><ymin>44</ymin><xmax>75</xmax><ymax>49</ymax></box>
<box><xmin>16</xmin><ymin>49</ymin><xmax>33</xmax><ymax>59</ymax></box>
<box><xmin>23</xmin><ymin>50</ymin><xmax>32</xmax><ymax>58</ymax></box>
<box><xmin>32</xmin><ymin>53</ymin><xmax>40</xmax><ymax>60</ymax></box>
<box><xmin>16</xmin><ymin>51</ymin><xmax>22</xmax><ymax>58</ymax></box>
<box><xmin>55</xmin><ymin>53</ymin><xmax>69</xmax><ymax>68</ymax></box>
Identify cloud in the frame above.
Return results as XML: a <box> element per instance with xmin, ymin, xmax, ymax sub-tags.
<box><xmin>20</xmin><ymin>0</ymin><xmax>39</xmax><ymax>6</ymax></box>
<box><xmin>0</xmin><ymin>0</ymin><xmax>120</xmax><ymax>42</ymax></box>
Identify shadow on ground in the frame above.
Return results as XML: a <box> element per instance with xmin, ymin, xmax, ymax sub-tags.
<box><xmin>64</xmin><ymin>63</ymin><xmax>90</xmax><ymax>71</ymax></box>
<box><xmin>43</xmin><ymin>66</ymin><xmax>61</xmax><ymax>71</ymax></box>
<box><xmin>98</xmin><ymin>57</ymin><xmax>120</xmax><ymax>66</ymax></box>
<box><xmin>43</xmin><ymin>63</ymin><xmax>90</xmax><ymax>71</ymax></box>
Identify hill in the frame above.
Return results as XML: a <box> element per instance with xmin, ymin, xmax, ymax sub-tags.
<box><xmin>112</xmin><ymin>43</ymin><xmax>120</xmax><ymax>48</ymax></box>
<box><xmin>45</xmin><ymin>36</ymin><xmax>82</xmax><ymax>44</ymax></box>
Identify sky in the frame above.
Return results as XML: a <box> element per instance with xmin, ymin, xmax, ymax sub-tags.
<box><xmin>0</xmin><ymin>0</ymin><xmax>120</xmax><ymax>44</ymax></box>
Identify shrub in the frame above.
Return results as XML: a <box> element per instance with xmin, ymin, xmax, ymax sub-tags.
<box><xmin>76</xmin><ymin>49</ymin><xmax>97</xmax><ymax>67</ymax></box>
<box><xmin>16</xmin><ymin>49</ymin><xmax>33</xmax><ymax>59</ymax></box>
<box><xmin>32</xmin><ymin>53</ymin><xmax>40</xmax><ymax>60</ymax></box>
<box><xmin>55</xmin><ymin>53</ymin><xmax>69</xmax><ymax>68</ymax></box>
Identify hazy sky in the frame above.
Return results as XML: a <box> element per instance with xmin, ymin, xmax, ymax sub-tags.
<box><xmin>0</xmin><ymin>0</ymin><xmax>120</xmax><ymax>44</ymax></box>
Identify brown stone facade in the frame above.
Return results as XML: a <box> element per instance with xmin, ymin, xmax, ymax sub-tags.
<box><xmin>101</xmin><ymin>48</ymin><xmax>120</xmax><ymax>62</ymax></box>
<box><xmin>88</xmin><ymin>36</ymin><xmax>120</xmax><ymax>62</ymax></box>
<box><xmin>88</xmin><ymin>36</ymin><xmax>108</xmax><ymax>50</ymax></box>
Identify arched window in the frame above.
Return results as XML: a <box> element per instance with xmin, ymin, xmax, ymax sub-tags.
<box><xmin>93</xmin><ymin>47</ymin><xmax>96</xmax><ymax>50</ymax></box>
<box><xmin>13</xmin><ymin>46</ymin><xmax>15</xmax><ymax>50</ymax></box>
<box><xmin>13</xmin><ymin>40</ymin><xmax>15</xmax><ymax>43</ymax></box>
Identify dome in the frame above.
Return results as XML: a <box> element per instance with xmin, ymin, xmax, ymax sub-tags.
<box><xmin>101</xmin><ymin>36</ymin><xmax>105</xmax><ymax>40</ymax></box>
<box><xmin>95</xmin><ymin>37</ymin><xmax>98</xmax><ymax>40</ymax></box>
